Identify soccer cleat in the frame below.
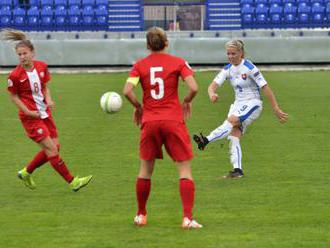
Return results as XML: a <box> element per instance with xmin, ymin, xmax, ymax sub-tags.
<box><xmin>134</xmin><ymin>214</ymin><xmax>147</xmax><ymax>226</ymax></box>
<box><xmin>17</xmin><ymin>167</ymin><xmax>36</xmax><ymax>190</ymax></box>
<box><xmin>182</xmin><ymin>217</ymin><xmax>203</xmax><ymax>229</ymax></box>
<box><xmin>193</xmin><ymin>133</ymin><xmax>209</xmax><ymax>151</ymax></box>
<box><xmin>223</xmin><ymin>168</ymin><xmax>244</xmax><ymax>179</ymax></box>
<box><xmin>70</xmin><ymin>175</ymin><xmax>93</xmax><ymax>192</ymax></box>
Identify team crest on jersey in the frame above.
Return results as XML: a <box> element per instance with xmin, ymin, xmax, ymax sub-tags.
<box><xmin>37</xmin><ymin>128</ymin><xmax>44</xmax><ymax>134</ymax></box>
<box><xmin>40</xmin><ymin>72</ymin><xmax>45</xmax><ymax>78</ymax></box>
<box><xmin>7</xmin><ymin>79</ymin><xmax>13</xmax><ymax>87</ymax></box>
<box><xmin>241</xmin><ymin>74</ymin><xmax>247</xmax><ymax>80</ymax></box>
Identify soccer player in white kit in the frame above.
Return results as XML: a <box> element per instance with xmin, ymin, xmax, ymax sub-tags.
<box><xmin>193</xmin><ymin>40</ymin><xmax>288</xmax><ymax>178</ymax></box>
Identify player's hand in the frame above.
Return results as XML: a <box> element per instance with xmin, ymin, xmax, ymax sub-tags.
<box><xmin>47</xmin><ymin>99</ymin><xmax>55</xmax><ymax>109</ymax></box>
<box><xmin>182</xmin><ymin>101</ymin><xmax>192</xmax><ymax>120</ymax></box>
<box><xmin>275</xmin><ymin>108</ymin><xmax>288</xmax><ymax>123</ymax></box>
<box><xmin>25</xmin><ymin>110</ymin><xmax>40</xmax><ymax>118</ymax></box>
<box><xmin>209</xmin><ymin>93</ymin><xmax>218</xmax><ymax>103</ymax></box>
<box><xmin>133</xmin><ymin>106</ymin><xmax>143</xmax><ymax>126</ymax></box>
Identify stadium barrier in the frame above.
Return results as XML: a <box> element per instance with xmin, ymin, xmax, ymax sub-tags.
<box><xmin>1</xmin><ymin>30</ymin><xmax>330</xmax><ymax>66</ymax></box>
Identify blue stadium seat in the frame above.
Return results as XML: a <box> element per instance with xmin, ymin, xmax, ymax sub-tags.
<box><xmin>241</xmin><ymin>4</ymin><xmax>255</xmax><ymax>27</ymax></box>
<box><xmin>283</xmin><ymin>0</ymin><xmax>296</xmax><ymax>4</ymax></box>
<box><xmin>311</xmin><ymin>2</ymin><xmax>325</xmax><ymax>23</ymax></box>
<box><xmin>95</xmin><ymin>0</ymin><xmax>108</xmax><ymax>8</ymax></box>
<box><xmin>40</xmin><ymin>5</ymin><xmax>53</xmax><ymax>30</ymax></box>
<box><xmin>269</xmin><ymin>0</ymin><xmax>281</xmax><ymax>4</ymax></box>
<box><xmin>255</xmin><ymin>3</ymin><xmax>269</xmax><ymax>25</ymax></box>
<box><xmin>82</xmin><ymin>0</ymin><xmax>95</xmax><ymax>7</ymax></box>
<box><xmin>68</xmin><ymin>0</ymin><xmax>81</xmax><ymax>7</ymax></box>
<box><xmin>298</xmin><ymin>2</ymin><xmax>311</xmax><ymax>24</ymax></box>
<box><xmin>0</xmin><ymin>0</ymin><xmax>12</xmax><ymax>8</ymax></box>
<box><xmin>41</xmin><ymin>0</ymin><xmax>54</xmax><ymax>8</ymax></box>
<box><xmin>54</xmin><ymin>5</ymin><xmax>67</xmax><ymax>30</ymax></box>
<box><xmin>13</xmin><ymin>0</ymin><xmax>39</xmax><ymax>7</ymax></box>
<box><xmin>82</xmin><ymin>5</ymin><xmax>94</xmax><ymax>29</ymax></box>
<box><xmin>327</xmin><ymin>3</ymin><xmax>330</xmax><ymax>24</ymax></box>
<box><xmin>241</xmin><ymin>0</ymin><xmax>254</xmax><ymax>5</ymax></box>
<box><xmin>95</xmin><ymin>5</ymin><xmax>107</xmax><ymax>30</ymax></box>
<box><xmin>269</xmin><ymin>3</ymin><xmax>283</xmax><ymax>25</ymax></box>
<box><xmin>284</xmin><ymin>2</ymin><xmax>297</xmax><ymax>25</ymax></box>
<box><xmin>0</xmin><ymin>6</ymin><xmax>12</xmax><ymax>28</ymax></box>
<box><xmin>27</xmin><ymin>6</ymin><xmax>39</xmax><ymax>30</ymax></box>
<box><xmin>68</xmin><ymin>5</ymin><xmax>81</xmax><ymax>30</ymax></box>
<box><xmin>13</xmin><ymin>7</ymin><xmax>26</xmax><ymax>28</ymax></box>
<box><xmin>54</xmin><ymin>0</ymin><xmax>68</xmax><ymax>7</ymax></box>
<box><xmin>310</xmin><ymin>0</ymin><xmax>324</xmax><ymax>4</ymax></box>
<box><xmin>255</xmin><ymin>0</ymin><xmax>268</xmax><ymax>4</ymax></box>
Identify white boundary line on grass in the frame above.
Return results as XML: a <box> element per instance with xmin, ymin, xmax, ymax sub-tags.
<box><xmin>1</xmin><ymin>65</ymin><xmax>330</xmax><ymax>74</ymax></box>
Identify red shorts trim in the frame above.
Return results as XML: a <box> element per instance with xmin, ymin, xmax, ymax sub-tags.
<box><xmin>140</xmin><ymin>120</ymin><xmax>193</xmax><ymax>162</ymax></box>
<box><xmin>20</xmin><ymin>116</ymin><xmax>58</xmax><ymax>142</ymax></box>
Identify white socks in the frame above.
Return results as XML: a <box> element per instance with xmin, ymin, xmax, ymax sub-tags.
<box><xmin>228</xmin><ymin>136</ymin><xmax>242</xmax><ymax>170</ymax></box>
<box><xmin>207</xmin><ymin>120</ymin><xmax>233</xmax><ymax>143</ymax></box>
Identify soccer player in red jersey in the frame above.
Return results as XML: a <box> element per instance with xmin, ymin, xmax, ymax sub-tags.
<box><xmin>4</xmin><ymin>29</ymin><xmax>92</xmax><ymax>192</ymax></box>
<box><xmin>123</xmin><ymin>27</ymin><xmax>202</xmax><ymax>229</ymax></box>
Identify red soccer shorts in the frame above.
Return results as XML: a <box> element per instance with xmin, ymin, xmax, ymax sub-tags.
<box><xmin>140</xmin><ymin>120</ymin><xmax>193</xmax><ymax>162</ymax></box>
<box><xmin>20</xmin><ymin>116</ymin><xmax>58</xmax><ymax>143</ymax></box>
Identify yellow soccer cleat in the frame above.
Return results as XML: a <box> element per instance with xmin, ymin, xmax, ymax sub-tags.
<box><xmin>70</xmin><ymin>175</ymin><xmax>93</xmax><ymax>192</ymax></box>
<box><xmin>17</xmin><ymin>167</ymin><xmax>36</xmax><ymax>190</ymax></box>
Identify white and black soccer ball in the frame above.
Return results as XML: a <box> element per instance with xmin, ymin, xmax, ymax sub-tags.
<box><xmin>100</xmin><ymin>92</ymin><xmax>122</xmax><ymax>113</ymax></box>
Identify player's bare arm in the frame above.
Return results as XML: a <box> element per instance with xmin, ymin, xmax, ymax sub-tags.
<box><xmin>208</xmin><ymin>81</ymin><xmax>219</xmax><ymax>103</ymax></box>
<box><xmin>123</xmin><ymin>81</ymin><xmax>143</xmax><ymax>126</ymax></box>
<box><xmin>182</xmin><ymin>75</ymin><xmax>198</xmax><ymax>120</ymax></box>
<box><xmin>45</xmin><ymin>86</ymin><xmax>55</xmax><ymax>109</ymax></box>
<box><xmin>9</xmin><ymin>93</ymin><xmax>40</xmax><ymax>118</ymax></box>
<box><xmin>262</xmin><ymin>85</ymin><xmax>288</xmax><ymax>123</ymax></box>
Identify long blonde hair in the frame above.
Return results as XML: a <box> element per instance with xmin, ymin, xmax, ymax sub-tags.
<box><xmin>2</xmin><ymin>28</ymin><xmax>35</xmax><ymax>51</ymax></box>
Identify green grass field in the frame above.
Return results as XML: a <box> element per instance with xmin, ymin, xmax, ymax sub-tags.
<box><xmin>0</xmin><ymin>70</ymin><xmax>329</xmax><ymax>248</ymax></box>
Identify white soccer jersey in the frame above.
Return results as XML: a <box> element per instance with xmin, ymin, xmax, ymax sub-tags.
<box><xmin>214</xmin><ymin>59</ymin><xmax>267</xmax><ymax>102</ymax></box>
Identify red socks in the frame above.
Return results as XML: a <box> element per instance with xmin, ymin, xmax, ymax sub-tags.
<box><xmin>26</xmin><ymin>150</ymin><xmax>48</xmax><ymax>173</ymax></box>
<box><xmin>179</xmin><ymin>178</ymin><xmax>195</xmax><ymax>220</ymax></box>
<box><xmin>48</xmin><ymin>155</ymin><xmax>74</xmax><ymax>183</ymax></box>
<box><xmin>135</xmin><ymin>177</ymin><xmax>195</xmax><ymax>219</ymax></box>
<box><xmin>136</xmin><ymin>178</ymin><xmax>151</xmax><ymax>215</ymax></box>
<box><xmin>26</xmin><ymin>144</ymin><xmax>61</xmax><ymax>174</ymax></box>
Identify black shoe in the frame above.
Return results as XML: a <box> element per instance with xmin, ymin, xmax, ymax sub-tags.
<box><xmin>193</xmin><ymin>133</ymin><xmax>209</xmax><ymax>150</ymax></box>
<box><xmin>223</xmin><ymin>168</ymin><xmax>244</xmax><ymax>179</ymax></box>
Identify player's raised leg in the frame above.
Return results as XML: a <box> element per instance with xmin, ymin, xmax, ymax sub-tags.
<box><xmin>194</xmin><ymin>115</ymin><xmax>239</xmax><ymax>151</ymax></box>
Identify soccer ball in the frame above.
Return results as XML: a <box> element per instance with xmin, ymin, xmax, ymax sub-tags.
<box><xmin>100</xmin><ymin>92</ymin><xmax>122</xmax><ymax>113</ymax></box>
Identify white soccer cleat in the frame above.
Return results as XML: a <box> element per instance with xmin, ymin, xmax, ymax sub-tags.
<box><xmin>182</xmin><ymin>217</ymin><xmax>203</xmax><ymax>229</ymax></box>
<box><xmin>134</xmin><ymin>214</ymin><xmax>147</xmax><ymax>226</ymax></box>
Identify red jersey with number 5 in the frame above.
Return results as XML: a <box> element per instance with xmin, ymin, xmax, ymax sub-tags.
<box><xmin>129</xmin><ymin>53</ymin><xmax>194</xmax><ymax>124</ymax></box>
<box><xmin>7</xmin><ymin>60</ymin><xmax>51</xmax><ymax>119</ymax></box>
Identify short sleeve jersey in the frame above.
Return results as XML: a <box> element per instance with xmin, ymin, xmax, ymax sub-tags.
<box><xmin>7</xmin><ymin>60</ymin><xmax>51</xmax><ymax>119</ymax></box>
<box><xmin>128</xmin><ymin>53</ymin><xmax>193</xmax><ymax>123</ymax></box>
<box><xmin>213</xmin><ymin>59</ymin><xmax>267</xmax><ymax>102</ymax></box>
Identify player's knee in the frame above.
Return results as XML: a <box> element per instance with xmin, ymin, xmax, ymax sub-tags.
<box><xmin>227</xmin><ymin>115</ymin><xmax>240</xmax><ymax>126</ymax></box>
<box><xmin>45</xmin><ymin>144</ymin><xmax>59</xmax><ymax>157</ymax></box>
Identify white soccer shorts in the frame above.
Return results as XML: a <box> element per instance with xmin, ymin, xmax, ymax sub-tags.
<box><xmin>228</xmin><ymin>99</ymin><xmax>263</xmax><ymax>134</ymax></box>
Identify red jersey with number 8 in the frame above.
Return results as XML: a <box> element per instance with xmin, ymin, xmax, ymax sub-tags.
<box><xmin>7</xmin><ymin>60</ymin><xmax>51</xmax><ymax>119</ymax></box>
<box><xmin>129</xmin><ymin>53</ymin><xmax>194</xmax><ymax>124</ymax></box>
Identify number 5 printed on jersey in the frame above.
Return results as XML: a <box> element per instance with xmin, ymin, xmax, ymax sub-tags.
<box><xmin>150</xmin><ymin>67</ymin><xmax>164</xmax><ymax>100</ymax></box>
